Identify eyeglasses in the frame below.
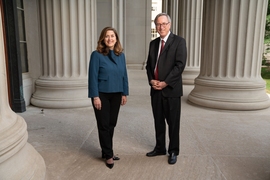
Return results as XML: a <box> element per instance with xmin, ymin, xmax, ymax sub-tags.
<box><xmin>155</xmin><ymin>22</ymin><xmax>170</xmax><ymax>28</ymax></box>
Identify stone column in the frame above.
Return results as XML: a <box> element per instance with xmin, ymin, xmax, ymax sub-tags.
<box><xmin>112</xmin><ymin>0</ymin><xmax>125</xmax><ymax>49</ymax></box>
<box><xmin>178</xmin><ymin>0</ymin><xmax>203</xmax><ymax>84</ymax></box>
<box><xmin>188</xmin><ymin>0</ymin><xmax>270</xmax><ymax>110</ymax></box>
<box><xmin>0</xmin><ymin>10</ymin><xmax>46</xmax><ymax>179</ymax></box>
<box><xmin>162</xmin><ymin>0</ymin><xmax>179</xmax><ymax>33</ymax></box>
<box><xmin>125</xmin><ymin>0</ymin><xmax>151</xmax><ymax>69</ymax></box>
<box><xmin>31</xmin><ymin>0</ymin><xmax>97</xmax><ymax>108</ymax></box>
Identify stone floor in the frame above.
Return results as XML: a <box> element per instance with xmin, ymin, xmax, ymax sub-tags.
<box><xmin>18</xmin><ymin>70</ymin><xmax>270</xmax><ymax>180</ymax></box>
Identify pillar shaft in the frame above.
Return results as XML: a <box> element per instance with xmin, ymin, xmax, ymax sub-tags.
<box><xmin>179</xmin><ymin>0</ymin><xmax>203</xmax><ymax>84</ymax></box>
<box><xmin>164</xmin><ymin>0</ymin><xmax>202</xmax><ymax>84</ymax></box>
<box><xmin>188</xmin><ymin>0</ymin><xmax>270</xmax><ymax>110</ymax></box>
<box><xmin>31</xmin><ymin>0</ymin><xmax>96</xmax><ymax>108</ymax></box>
<box><xmin>0</xmin><ymin>8</ymin><xmax>46</xmax><ymax>179</ymax></box>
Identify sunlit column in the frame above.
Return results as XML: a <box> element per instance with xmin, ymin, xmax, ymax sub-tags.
<box><xmin>179</xmin><ymin>0</ymin><xmax>203</xmax><ymax>84</ymax></box>
<box><xmin>188</xmin><ymin>0</ymin><xmax>270</xmax><ymax>110</ymax></box>
<box><xmin>0</xmin><ymin>10</ymin><xmax>46</xmax><ymax>179</ymax></box>
<box><xmin>31</xmin><ymin>0</ymin><xmax>97</xmax><ymax>108</ymax></box>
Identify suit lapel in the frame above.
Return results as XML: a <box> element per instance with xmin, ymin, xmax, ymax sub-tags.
<box><xmin>108</xmin><ymin>51</ymin><xmax>117</xmax><ymax>64</ymax></box>
<box><xmin>153</xmin><ymin>38</ymin><xmax>160</xmax><ymax>65</ymax></box>
<box><xmin>160</xmin><ymin>33</ymin><xmax>174</xmax><ymax>56</ymax></box>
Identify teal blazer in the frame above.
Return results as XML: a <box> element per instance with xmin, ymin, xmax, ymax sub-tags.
<box><xmin>88</xmin><ymin>50</ymin><xmax>129</xmax><ymax>98</ymax></box>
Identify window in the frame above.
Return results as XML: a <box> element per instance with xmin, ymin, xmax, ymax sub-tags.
<box><xmin>151</xmin><ymin>0</ymin><xmax>162</xmax><ymax>39</ymax></box>
<box><xmin>17</xmin><ymin>0</ymin><xmax>28</xmax><ymax>73</ymax></box>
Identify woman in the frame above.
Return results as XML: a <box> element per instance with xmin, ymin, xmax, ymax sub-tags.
<box><xmin>88</xmin><ymin>27</ymin><xmax>129</xmax><ymax>169</ymax></box>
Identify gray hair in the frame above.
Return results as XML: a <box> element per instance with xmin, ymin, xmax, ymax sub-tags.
<box><xmin>154</xmin><ymin>13</ymin><xmax>171</xmax><ymax>25</ymax></box>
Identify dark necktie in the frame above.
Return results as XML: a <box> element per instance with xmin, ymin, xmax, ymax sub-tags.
<box><xmin>155</xmin><ymin>40</ymin><xmax>165</xmax><ymax>80</ymax></box>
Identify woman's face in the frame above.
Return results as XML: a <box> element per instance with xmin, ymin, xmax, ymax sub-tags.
<box><xmin>104</xmin><ymin>30</ymin><xmax>117</xmax><ymax>50</ymax></box>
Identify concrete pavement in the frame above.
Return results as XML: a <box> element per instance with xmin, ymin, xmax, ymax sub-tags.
<box><xmin>18</xmin><ymin>70</ymin><xmax>270</xmax><ymax>180</ymax></box>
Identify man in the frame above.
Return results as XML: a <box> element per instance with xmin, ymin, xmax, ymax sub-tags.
<box><xmin>146</xmin><ymin>13</ymin><xmax>187</xmax><ymax>165</ymax></box>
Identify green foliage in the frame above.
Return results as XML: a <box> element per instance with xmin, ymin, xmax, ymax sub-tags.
<box><xmin>264</xmin><ymin>2</ymin><xmax>270</xmax><ymax>68</ymax></box>
<box><xmin>264</xmin><ymin>79</ymin><xmax>270</xmax><ymax>94</ymax></box>
<box><xmin>265</xmin><ymin>2</ymin><xmax>270</xmax><ymax>43</ymax></box>
<box><xmin>262</xmin><ymin>67</ymin><xmax>270</xmax><ymax>79</ymax></box>
<box><xmin>259</xmin><ymin>3</ymin><xmax>270</xmax><ymax>93</ymax></box>
<box><xmin>265</xmin><ymin>16</ymin><xmax>270</xmax><ymax>43</ymax></box>
<box><xmin>262</xmin><ymin>67</ymin><xmax>270</xmax><ymax>93</ymax></box>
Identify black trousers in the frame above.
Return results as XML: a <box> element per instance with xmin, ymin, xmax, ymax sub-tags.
<box><xmin>92</xmin><ymin>92</ymin><xmax>122</xmax><ymax>159</ymax></box>
<box><xmin>151</xmin><ymin>91</ymin><xmax>181</xmax><ymax>155</ymax></box>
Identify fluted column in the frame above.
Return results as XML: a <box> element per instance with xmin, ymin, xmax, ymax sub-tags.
<box><xmin>188</xmin><ymin>0</ymin><xmax>270</xmax><ymax>110</ymax></box>
<box><xmin>31</xmin><ymin>0</ymin><xmax>96</xmax><ymax>108</ymax></box>
<box><xmin>162</xmin><ymin>0</ymin><xmax>179</xmax><ymax>33</ymax></box>
<box><xmin>0</xmin><ymin>10</ymin><xmax>46</xmax><ymax>179</ymax></box>
<box><xmin>112</xmin><ymin>0</ymin><xmax>125</xmax><ymax>48</ymax></box>
<box><xmin>179</xmin><ymin>0</ymin><xmax>203</xmax><ymax>84</ymax></box>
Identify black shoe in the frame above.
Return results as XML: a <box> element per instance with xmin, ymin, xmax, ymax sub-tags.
<box><xmin>146</xmin><ymin>150</ymin><xmax>166</xmax><ymax>157</ymax></box>
<box><xmin>102</xmin><ymin>154</ymin><xmax>120</xmax><ymax>160</ymax></box>
<box><xmin>113</xmin><ymin>156</ymin><xmax>120</xmax><ymax>160</ymax></box>
<box><xmin>105</xmin><ymin>162</ymin><xmax>114</xmax><ymax>169</ymax></box>
<box><xmin>105</xmin><ymin>158</ymin><xmax>114</xmax><ymax>169</ymax></box>
<box><xmin>168</xmin><ymin>153</ymin><xmax>177</xmax><ymax>164</ymax></box>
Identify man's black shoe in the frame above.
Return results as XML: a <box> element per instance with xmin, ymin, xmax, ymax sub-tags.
<box><xmin>146</xmin><ymin>150</ymin><xmax>166</xmax><ymax>157</ymax></box>
<box><xmin>168</xmin><ymin>153</ymin><xmax>177</xmax><ymax>164</ymax></box>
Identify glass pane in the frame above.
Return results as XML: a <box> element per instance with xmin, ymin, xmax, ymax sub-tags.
<box><xmin>17</xmin><ymin>10</ymin><xmax>26</xmax><ymax>41</ymax></box>
<box><xmin>20</xmin><ymin>43</ymin><xmax>28</xmax><ymax>73</ymax></box>
<box><xmin>17</xmin><ymin>0</ymin><xmax>23</xmax><ymax>8</ymax></box>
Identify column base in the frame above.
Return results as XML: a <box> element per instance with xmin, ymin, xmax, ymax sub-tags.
<box><xmin>31</xmin><ymin>77</ymin><xmax>91</xmax><ymax>109</ymax></box>
<box><xmin>0</xmin><ymin>143</ymin><xmax>46</xmax><ymax>180</ymax></box>
<box><xmin>182</xmin><ymin>68</ymin><xmax>200</xmax><ymax>85</ymax></box>
<box><xmin>0</xmin><ymin>113</ymin><xmax>46</xmax><ymax>180</ymax></box>
<box><xmin>188</xmin><ymin>78</ymin><xmax>270</xmax><ymax>110</ymax></box>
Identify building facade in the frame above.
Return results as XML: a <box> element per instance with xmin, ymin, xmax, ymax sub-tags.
<box><xmin>0</xmin><ymin>0</ymin><xmax>270</xmax><ymax>179</ymax></box>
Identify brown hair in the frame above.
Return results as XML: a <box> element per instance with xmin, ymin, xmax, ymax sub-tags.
<box><xmin>96</xmin><ymin>27</ymin><xmax>123</xmax><ymax>56</ymax></box>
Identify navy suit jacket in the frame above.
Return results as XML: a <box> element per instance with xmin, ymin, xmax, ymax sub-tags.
<box><xmin>146</xmin><ymin>32</ymin><xmax>187</xmax><ymax>97</ymax></box>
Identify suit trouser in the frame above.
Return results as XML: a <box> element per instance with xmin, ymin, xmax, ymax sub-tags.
<box><xmin>92</xmin><ymin>92</ymin><xmax>122</xmax><ymax>159</ymax></box>
<box><xmin>151</xmin><ymin>91</ymin><xmax>181</xmax><ymax>155</ymax></box>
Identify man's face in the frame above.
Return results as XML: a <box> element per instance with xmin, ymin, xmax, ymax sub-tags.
<box><xmin>155</xmin><ymin>16</ymin><xmax>171</xmax><ymax>39</ymax></box>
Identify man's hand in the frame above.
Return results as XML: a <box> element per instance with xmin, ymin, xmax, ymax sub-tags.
<box><xmin>151</xmin><ymin>80</ymin><xmax>168</xmax><ymax>90</ymax></box>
